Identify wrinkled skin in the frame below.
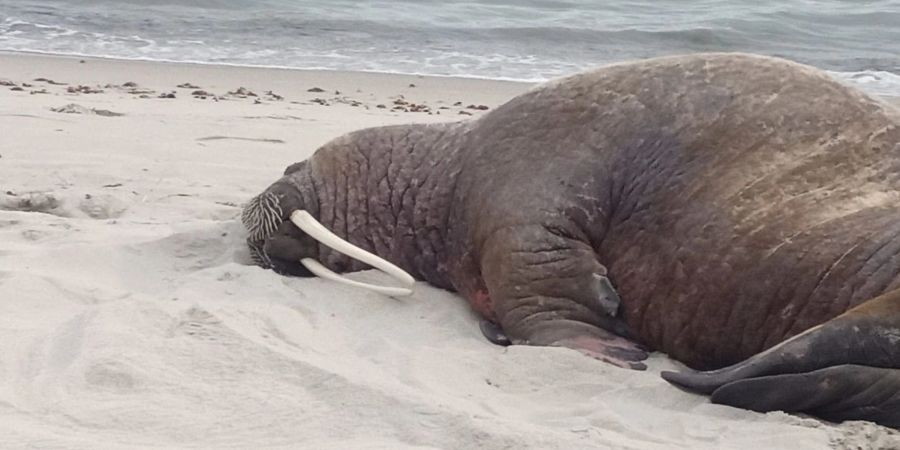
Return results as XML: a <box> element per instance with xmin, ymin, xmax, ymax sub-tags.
<box><xmin>242</xmin><ymin>53</ymin><xmax>900</xmax><ymax>427</ymax></box>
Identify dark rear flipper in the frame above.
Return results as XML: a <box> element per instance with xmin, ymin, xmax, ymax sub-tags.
<box><xmin>662</xmin><ymin>288</ymin><xmax>900</xmax><ymax>429</ymax></box>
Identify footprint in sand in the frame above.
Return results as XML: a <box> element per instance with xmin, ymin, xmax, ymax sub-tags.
<box><xmin>0</xmin><ymin>192</ymin><xmax>67</xmax><ymax>216</ymax></box>
<box><xmin>84</xmin><ymin>360</ymin><xmax>139</xmax><ymax>392</ymax></box>
<box><xmin>1</xmin><ymin>191</ymin><xmax>129</xmax><ymax>219</ymax></box>
<box><xmin>128</xmin><ymin>220</ymin><xmax>245</xmax><ymax>273</ymax></box>
<box><xmin>78</xmin><ymin>194</ymin><xmax>129</xmax><ymax>219</ymax></box>
<box><xmin>51</xmin><ymin>103</ymin><xmax>124</xmax><ymax>117</ymax></box>
<box><xmin>168</xmin><ymin>307</ymin><xmax>226</xmax><ymax>342</ymax></box>
<box><xmin>21</xmin><ymin>229</ymin><xmax>50</xmax><ymax>241</ymax></box>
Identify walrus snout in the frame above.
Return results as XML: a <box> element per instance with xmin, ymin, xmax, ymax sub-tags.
<box><xmin>241</xmin><ymin>180</ymin><xmax>314</xmax><ymax>273</ymax></box>
<box><xmin>262</xmin><ymin>220</ymin><xmax>319</xmax><ymax>277</ymax></box>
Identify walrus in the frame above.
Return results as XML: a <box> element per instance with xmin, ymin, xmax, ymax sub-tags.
<box><xmin>241</xmin><ymin>53</ymin><xmax>900</xmax><ymax>428</ymax></box>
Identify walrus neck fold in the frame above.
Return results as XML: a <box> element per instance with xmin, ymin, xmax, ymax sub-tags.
<box><xmin>305</xmin><ymin>122</ymin><xmax>466</xmax><ymax>288</ymax></box>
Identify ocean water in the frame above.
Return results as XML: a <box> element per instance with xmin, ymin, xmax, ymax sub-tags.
<box><xmin>1</xmin><ymin>0</ymin><xmax>899</xmax><ymax>95</ymax></box>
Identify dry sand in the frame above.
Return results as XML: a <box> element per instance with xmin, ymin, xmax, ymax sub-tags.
<box><xmin>1</xmin><ymin>51</ymin><xmax>898</xmax><ymax>449</ymax></box>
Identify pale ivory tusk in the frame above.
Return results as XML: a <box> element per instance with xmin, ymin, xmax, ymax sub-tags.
<box><xmin>290</xmin><ymin>210</ymin><xmax>416</xmax><ymax>296</ymax></box>
<box><xmin>300</xmin><ymin>258</ymin><xmax>413</xmax><ymax>297</ymax></box>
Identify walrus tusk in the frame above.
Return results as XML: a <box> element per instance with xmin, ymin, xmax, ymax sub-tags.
<box><xmin>290</xmin><ymin>209</ymin><xmax>415</xmax><ymax>296</ymax></box>
<box><xmin>300</xmin><ymin>258</ymin><xmax>413</xmax><ymax>297</ymax></box>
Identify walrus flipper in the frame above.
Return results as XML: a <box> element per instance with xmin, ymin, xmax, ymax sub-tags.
<box><xmin>662</xmin><ymin>288</ymin><xmax>900</xmax><ymax>427</ymax></box>
<box><xmin>479</xmin><ymin>224</ymin><xmax>648</xmax><ymax>370</ymax></box>
<box><xmin>710</xmin><ymin>365</ymin><xmax>900</xmax><ymax>428</ymax></box>
<box><xmin>479</xmin><ymin>320</ymin><xmax>511</xmax><ymax>346</ymax></box>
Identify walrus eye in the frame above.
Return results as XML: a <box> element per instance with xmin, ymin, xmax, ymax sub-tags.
<box><xmin>289</xmin><ymin>210</ymin><xmax>416</xmax><ymax>297</ymax></box>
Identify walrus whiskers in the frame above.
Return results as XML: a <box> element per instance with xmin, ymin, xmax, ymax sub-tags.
<box><xmin>242</xmin><ymin>190</ymin><xmax>282</xmax><ymax>243</ymax></box>
<box><xmin>242</xmin><ymin>191</ymin><xmax>281</xmax><ymax>267</ymax></box>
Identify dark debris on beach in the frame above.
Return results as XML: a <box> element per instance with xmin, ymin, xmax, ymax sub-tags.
<box><xmin>228</xmin><ymin>87</ymin><xmax>257</xmax><ymax>98</ymax></box>
<box><xmin>2</xmin><ymin>73</ymin><xmax>494</xmax><ymax>119</ymax></box>
<box><xmin>34</xmin><ymin>78</ymin><xmax>67</xmax><ymax>85</ymax></box>
<box><xmin>67</xmin><ymin>85</ymin><xmax>104</xmax><ymax>94</ymax></box>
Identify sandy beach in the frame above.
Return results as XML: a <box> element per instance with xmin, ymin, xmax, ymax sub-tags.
<box><xmin>1</xmin><ymin>51</ymin><xmax>899</xmax><ymax>449</ymax></box>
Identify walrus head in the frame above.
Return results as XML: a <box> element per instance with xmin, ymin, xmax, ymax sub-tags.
<box><xmin>242</xmin><ymin>161</ymin><xmax>415</xmax><ymax>297</ymax></box>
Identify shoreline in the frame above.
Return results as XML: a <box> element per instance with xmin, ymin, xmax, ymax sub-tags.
<box><xmin>0</xmin><ymin>49</ymin><xmax>551</xmax><ymax>84</ymax></box>
<box><xmin>3</xmin><ymin>48</ymin><xmax>900</xmax><ymax>99</ymax></box>
<box><xmin>0</xmin><ymin>49</ymin><xmax>543</xmax><ymax>85</ymax></box>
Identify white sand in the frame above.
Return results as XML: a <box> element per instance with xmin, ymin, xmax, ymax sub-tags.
<box><xmin>1</xmin><ymin>52</ymin><xmax>898</xmax><ymax>449</ymax></box>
